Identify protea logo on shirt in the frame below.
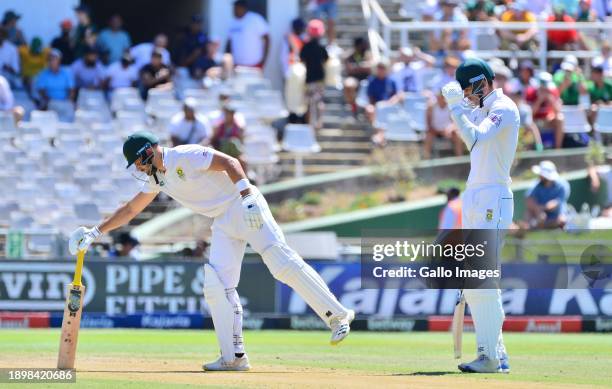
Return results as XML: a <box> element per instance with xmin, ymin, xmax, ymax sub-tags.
<box><xmin>176</xmin><ymin>167</ymin><xmax>186</xmax><ymax>180</ymax></box>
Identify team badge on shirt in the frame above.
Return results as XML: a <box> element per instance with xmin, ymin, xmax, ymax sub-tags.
<box><xmin>488</xmin><ymin>113</ymin><xmax>502</xmax><ymax>127</ymax></box>
<box><xmin>176</xmin><ymin>167</ymin><xmax>186</xmax><ymax>180</ymax></box>
<box><xmin>486</xmin><ymin>209</ymin><xmax>493</xmax><ymax>221</ymax></box>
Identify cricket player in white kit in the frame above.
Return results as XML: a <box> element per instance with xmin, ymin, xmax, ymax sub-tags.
<box><xmin>68</xmin><ymin>132</ymin><xmax>355</xmax><ymax>371</ymax></box>
<box><xmin>441</xmin><ymin>58</ymin><xmax>519</xmax><ymax>373</ymax></box>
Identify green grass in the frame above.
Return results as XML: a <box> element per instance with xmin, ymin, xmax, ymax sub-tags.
<box><xmin>1</xmin><ymin>330</ymin><xmax>611</xmax><ymax>388</ymax></box>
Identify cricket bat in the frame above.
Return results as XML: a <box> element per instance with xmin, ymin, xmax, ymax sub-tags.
<box><xmin>57</xmin><ymin>250</ymin><xmax>86</xmax><ymax>369</ymax></box>
<box><xmin>451</xmin><ymin>293</ymin><xmax>466</xmax><ymax>359</ymax></box>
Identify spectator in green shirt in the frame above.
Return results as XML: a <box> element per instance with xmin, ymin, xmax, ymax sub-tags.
<box><xmin>586</xmin><ymin>60</ymin><xmax>612</xmax><ymax>123</ymax></box>
<box><xmin>553</xmin><ymin>55</ymin><xmax>587</xmax><ymax>105</ymax></box>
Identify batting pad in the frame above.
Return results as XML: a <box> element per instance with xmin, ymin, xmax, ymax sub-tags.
<box><xmin>204</xmin><ymin>264</ymin><xmax>236</xmax><ymax>362</ymax></box>
<box><xmin>261</xmin><ymin>244</ymin><xmax>347</xmax><ymax>326</ymax></box>
<box><xmin>463</xmin><ymin>288</ymin><xmax>504</xmax><ymax>361</ymax></box>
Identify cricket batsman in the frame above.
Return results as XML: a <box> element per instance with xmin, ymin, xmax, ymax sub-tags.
<box><xmin>68</xmin><ymin>132</ymin><xmax>355</xmax><ymax>371</ymax></box>
<box><xmin>441</xmin><ymin>58</ymin><xmax>519</xmax><ymax>373</ymax></box>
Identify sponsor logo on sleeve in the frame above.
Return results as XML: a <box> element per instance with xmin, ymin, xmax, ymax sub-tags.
<box><xmin>489</xmin><ymin>113</ymin><xmax>502</xmax><ymax>127</ymax></box>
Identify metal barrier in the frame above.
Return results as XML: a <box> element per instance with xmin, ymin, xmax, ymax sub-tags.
<box><xmin>361</xmin><ymin>0</ymin><xmax>612</xmax><ymax>71</ymax></box>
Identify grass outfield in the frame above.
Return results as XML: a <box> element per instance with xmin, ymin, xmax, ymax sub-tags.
<box><xmin>0</xmin><ymin>329</ymin><xmax>611</xmax><ymax>388</ymax></box>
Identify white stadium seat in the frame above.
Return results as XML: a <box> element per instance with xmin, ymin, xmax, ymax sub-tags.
<box><xmin>561</xmin><ymin>106</ymin><xmax>591</xmax><ymax>134</ymax></box>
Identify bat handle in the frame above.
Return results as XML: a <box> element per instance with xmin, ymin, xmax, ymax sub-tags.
<box><xmin>73</xmin><ymin>250</ymin><xmax>86</xmax><ymax>287</ymax></box>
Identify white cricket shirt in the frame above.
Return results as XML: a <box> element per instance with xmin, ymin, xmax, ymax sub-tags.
<box><xmin>228</xmin><ymin>11</ymin><xmax>269</xmax><ymax>66</ymax></box>
<box><xmin>140</xmin><ymin>145</ymin><xmax>240</xmax><ymax>217</ymax></box>
<box><xmin>459</xmin><ymin>89</ymin><xmax>520</xmax><ymax>187</ymax></box>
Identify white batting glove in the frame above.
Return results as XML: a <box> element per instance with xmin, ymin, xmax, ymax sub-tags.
<box><xmin>441</xmin><ymin>81</ymin><xmax>464</xmax><ymax>111</ymax></box>
<box><xmin>241</xmin><ymin>194</ymin><xmax>264</xmax><ymax>230</ymax></box>
<box><xmin>68</xmin><ymin>226</ymin><xmax>101</xmax><ymax>255</ymax></box>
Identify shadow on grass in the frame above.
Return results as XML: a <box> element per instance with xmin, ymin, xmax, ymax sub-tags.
<box><xmin>395</xmin><ymin>371</ymin><xmax>460</xmax><ymax>376</ymax></box>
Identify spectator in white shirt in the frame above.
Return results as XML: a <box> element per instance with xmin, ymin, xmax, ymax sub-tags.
<box><xmin>0</xmin><ymin>73</ymin><xmax>23</xmax><ymax>122</ymax></box>
<box><xmin>98</xmin><ymin>14</ymin><xmax>132</xmax><ymax>64</ymax></box>
<box><xmin>169</xmin><ymin>97</ymin><xmax>212</xmax><ymax>146</ymax></box>
<box><xmin>0</xmin><ymin>27</ymin><xmax>20</xmax><ymax>88</ymax></box>
<box><xmin>104</xmin><ymin>52</ymin><xmax>138</xmax><ymax>91</ymax></box>
<box><xmin>130</xmin><ymin>34</ymin><xmax>171</xmax><ymax>71</ymax></box>
<box><xmin>226</xmin><ymin>0</ymin><xmax>270</xmax><ymax>68</ymax></box>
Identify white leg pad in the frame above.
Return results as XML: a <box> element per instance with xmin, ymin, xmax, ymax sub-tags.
<box><xmin>226</xmin><ymin>288</ymin><xmax>245</xmax><ymax>354</ymax></box>
<box><xmin>463</xmin><ymin>288</ymin><xmax>504</xmax><ymax>361</ymax></box>
<box><xmin>261</xmin><ymin>244</ymin><xmax>347</xmax><ymax>326</ymax></box>
<box><xmin>204</xmin><ymin>264</ymin><xmax>236</xmax><ymax>362</ymax></box>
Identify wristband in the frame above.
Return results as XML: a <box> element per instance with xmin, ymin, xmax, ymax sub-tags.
<box><xmin>92</xmin><ymin>226</ymin><xmax>102</xmax><ymax>237</ymax></box>
<box><xmin>235</xmin><ymin>178</ymin><xmax>250</xmax><ymax>192</ymax></box>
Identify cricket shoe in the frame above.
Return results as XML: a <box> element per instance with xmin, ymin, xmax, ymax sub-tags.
<box><xmin>330</xmin><ymin>309</ymin><xmax>355</xmax><ymax>345</ymax></box>
<box><xmin>498</xmin><ymin>352</ymin><xmax>510</xmax><ymax>373</ymax></box>
<box><xmin>458</xmin><ymin>354</ymin><xmax>502</xmax><ymax>373</ymax></box>
<box><xmin>203</xmin><ymin>355</ymin><xmax>251</xmax><ymax>371</ymax></box>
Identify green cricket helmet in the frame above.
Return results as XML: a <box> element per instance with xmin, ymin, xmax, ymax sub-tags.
<box><xmin>123</xmin><ymin>131</ymin><xmax>159</xmax><ymax>168</ymax></box>
<box><xmin>455</xmin><ymin>57</ymin><xmax>495</xmax><ymax>90</ymax></box>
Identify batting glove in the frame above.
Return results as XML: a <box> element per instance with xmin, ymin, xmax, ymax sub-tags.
<box><xmin>68</xmin><ymin>226</ymin><xmax>101</xmax><ymax>255</ymax></box>
<box><xmin>441</xmin><ymin>81</ymin><xmax>464</xmax><ymax>111</ymax></box>
<box><xmin>241</xmin><ymin>194</ymin><xmax>264</xmax><ymax>231</ymax></box>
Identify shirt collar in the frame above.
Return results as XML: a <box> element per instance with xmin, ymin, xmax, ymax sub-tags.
<box><xmin>482</xmin><ymin>88</ymin><xmax>503</xmax><ymax>110</ymax></box>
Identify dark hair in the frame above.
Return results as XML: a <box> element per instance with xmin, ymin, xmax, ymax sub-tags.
<box><xmin>447</xmin><ymin>187</ymin><xmax>460</xmax><ymax>200</ymax></box>
<box><xmin>354</xmin><ymin>37</ymin><xmax>366</xmax><ymax>47</ymax></box>
<box><xmin>234</xmin><ymin>0</ymin><xmax>248</xmax><ymax>8</ymax></box>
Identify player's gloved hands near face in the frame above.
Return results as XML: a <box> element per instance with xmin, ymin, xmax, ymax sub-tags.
<box><xmin>241</xmin><ymin>194</ymin><xmax>264</xmax><ymax>230</ymax></box>
<box><xmin>68</xmin><ymin>226</ymin><xmax>101</xmax><ymax>255</ymax></box>
<box><xmin>441</xmin><ymin>81</ymin><xmax>465</xmax><ymax>113</ymax></box>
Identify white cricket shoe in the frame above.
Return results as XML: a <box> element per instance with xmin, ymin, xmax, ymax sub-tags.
<box><xmin>203</xmin><ymin>355</ymin><xmax>251</xmax><ymax>371</ymax></box>
<box><xmin>458</xmin><ymin>354</ymin><xmax>502</xmax><ymax>373</ymax></box>
<box><xmin>330</xmin><ymin>309</ymin><xmax>355</xmax><ymax>345</ymax></box>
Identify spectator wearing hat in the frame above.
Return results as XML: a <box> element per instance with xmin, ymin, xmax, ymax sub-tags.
<box><xmin>177</xmin><ymin>14</ymin><xmax>208</xmax><ymax>68</ymax></box>
<box><xmin>509</xmin><ymin>60</ymin><xmax>538</xmax><ymax>98</ymax></box>
<box><xmin>525</xmin><ymin>72</ymin><xmax>564</xmax><ymax>149</ymax></box>
<box><xmin>210</xmin><ymin>102</ymin><xmax>245</xmax><ymax>166</ymax></box>
<box><xmin>103</xmin><ymin>52</ymin><xmax>138</xmax><ymax>91</ymax></box>
<box><xmin>300</xmin><ymin>19</ymin><xmax>328</xmax><ymax>131</ymax></box>
<box><xmin>51</xmin><ymin>20</ymin><xmax>75</xmax><ymax>66</ymax></box>
<box><xmin>586</xmin><ymin>59</ymin><xmax>612</xmax><ymax>124</ymax></box>
<box><xmin>547</xmin><ymin>5</ymin><xmax>584</xmax><ymax>50</ymax></box>
<box><xmin>98</xmin><ymin>14</ymin><xmax>132</xmax><ymax>64</ymax></box>
<box><xmin>424</xmin><ymin>89</ymin><xmax>463</xmax><ymax>159</ymax></box>
<box><xmin>226</xmin><ymin>1</ymin><xmax>270</xmax><ymax>68</ymax></box>
<box><xmin>0</xmin><ymin>27</ymin><xmax>20</xmax><ymax>88</ymax></box>
<box><xmin>391</xmin><ymin>46</ymin><xmax>435</xmax><ymax>97</ymax></box>
<box><xmin>311</xmin><ymin>0</ymin><xmax>338</xmax><ymax>44</ymax></box>
<box><xmin>281</xmin><ymin>18</ymin><xmax>306</xmax><ymax>77</ymax></box>
<box><xmin>169</xmin><ymin>97</ymin><xmax>212</xmax><ymax>146</ymax></box>
<box><xmin>342</xmin><ymin>37</ymin><xmax>372</xmax><ymax>115</ymax></box>
<box><xmin>492</xmin><ymin>64</ymin><xmax>513</xmax><ymax>95</ymax></box>
<box><xmin>34</xmin><ymin>49</ymin><xmax>75</xmax><ymax>109</ymax></box>
<box><xmin>71</xmin><ymin>47</ymin><xmax>105</xmax><ymax>90</ymax></box>
<box><xmin>18</xmin><ymin>37</ymin><xmax>50</xmax><ymax>97</ymax></box>
<box><xmin>138</xmin><ymin>48</ymin><xmax>172</xmax><ymax>99</ymax></box>
<box><xmin>430</xmin><ymin>0</ymin><xmax>470</xmax><ymax>53</ymax></box>
<box><xmin>1</xmin><ymin>10</ymin><xmax>25</xmax><ymax>46</ymax></box>
<box><xmin>74</xmin><ymin>5</ymin><xmax>97</xmax><ymax>59</ymax></box>
<box><xmin>499</xmin><ymin>1</ymin><xmax>538</xmax><ymax>50</ymax></box>
<box><xmin>553</xmin><ymin>55</ymin><xmax>588</xmax><ymax>106</ymax></box>
<box><xmin>523</xmin><ymin>160</ymin><xmax>570</xmax><ymax>229</ymax></box>
<box><xmin>130</xmin><ymin>34</ymin><xmax>171</xmax><ymax>71</ymax></box>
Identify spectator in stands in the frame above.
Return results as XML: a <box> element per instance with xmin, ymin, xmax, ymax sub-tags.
<box><xmin>211</xmin><ymin>102</ymin><xmax>245</xmax><ymax>163</ymax></box>
<box><xmin>34</xmin><ymin>49</ymin><xmax>75</xmax><ymax>109</ymax></box>
<box><xmin>594</xmin><ymin>41</ymin><xmax>612</xmax><ymax>78</ymax></box>
<box><xmin>177</xmin><ymin>14</ymin><xmax>207</xmax><ymax>68</ymax></box>
<box><xmin>366</xmin><ymin>60</ymin><xmax>398</xmax><ymax>146</ymax></box>
<box><xmin>51</xmin><ymin>20</ymin><xmax>75</xmax><ymax>66</ymax></box>
<box><xmin>18</xmin><ymin>37</ymin><xmax>49</xmax><ymax>98</ymax></box>
<box><xmin>509</xmin><ymin>60</ymin><xmax>538</xmax><ymax>98</ymax></box>
<box><xmin>111</xmin><ymin>232</ymin><xmax>141</xmax><ymax>260</ymax></box>
<box><xmin>438</xmin><ymin>187</ymin><xmax>462</xmax><ymax>229</ymax></box>
<box><xmin>0</xmin><ymin>27</ymin><xmax>20</xmax><ymax>88</ymax></box>
<box><xmin>466</xmin><ymin>0</ymin><xmax>497</xmax><ymax>51</ymax></box>
<box><xmin>553</xmin><ymin>54</ymin><xmax>588</xmax><ymax>105</ymax></box>
<box><xmin>208</xmin><ymin>89</ymin><xmax>246</xmax><ymax>128</ymax></box>
<box><xmin>312</xmin><ymin>0</ymin><xmax>337</xmax><ymax>44</ymax></box>
<box><xmin>433</xmin><ymin>55</ymin><xmax>460</xmax><ymax>90</ymax></box>
<box><xmin>71</xmin><ymin>47</ymin><xmax>105</xmax><ymax>90</ymax></box>
<box><xmin>281</xmin><ymin>18</ymin><xmax>306</xmax><ymax>77</ymax></box>
<box><xmin>523</xmin><ymin>160</ymin><xmax>570</xmax><ymax>229</ymax></box>
<box><xmin>227</xmin><ymin>1</ymin><xmax>270</xmax><ymax>68</ymax></box>
<box><xmin>189</xmin><ymin>38</ymin><xmax>220</xmax><ymax>80</ymax></box>
<box><xmin>547</xmin><ymin>5</ymin><xmax>583</xmax><ymax>50</ymax></box>
<box><xmin>576</xmin><ymin>0</ymin><xmax>598</xmax><ymax>20</ymax></box>
<box><xmin>492</xmin><ymin>64</ymin><xmax>513</xmax><ymax>95</ymax></box>
<box><xmin>169</xmin><ymin>97</ymin><xmax>212</xmax><ymax>146</ymax></box>
<box><xmin>131</xmin><ymin>33</ymin><xmax>171</xmax><ymax>71</ymax></box>
<box><xmin>138</xmin><ymin>48</ymin><xmax>172</xmax><ymax>100</ymax></box>
<box><xmin>424</xmin><ymin>90</ymin><xmax>463</xmax><ymax>159</ymax></box>
<box><xmin>103</xmin><ymin>52</ymin><xmax>138</xmax><ymax>91</ymax></box>
<box><xmin>586</xmin><ymin>59</ymin><xmax>612</xmax><ymax>123</ymax></box>
<box><xmin>342</xmin><ymin>37</ymin><xmax>372</xmax><ymax>115</ymax></box>
<box><xmin>73</xmin><ymin>5</ymin><xmax>96</xmax><ymax>59</ymax></box>
<box><xmin>508</xmin><ymin>85</ymin><xmax>544</xmax><ymax>151</ymax></box>
<box><xmin>525</xmin><ymin>72</ymin><xmax>564</xmax><ymax>149</ymax></box>
<box><xmin>498</xmin><ymin>1</ymin><xmax>538</xmax><ymax>50</ymax></box>
<box><xmin>98</xmin><ymin>14</ymin><xmax>132</xmax><ymax>64</ymax></box>
<box><xmin>1</xmin><ymin>10</ymin><xmax>25</xmax><ymax>47</ymax></box>
<box><xmin>300</xmin><ymin>19</ymin><xmax>328</xmax><ymax>131</ymax></box>
<box><xmin>430</xmin><ymin>0</ymin><xmax>470</xmax><ymax>53</ymax></box>
<box><xmin>0</xmin><ymin>74</ymin><xmax>23</xmax><ymax>122</ymax></box>
<box><xmin>391</xmin><ymin>46</ymin><xmax>435</xmax><ymax>96</ymax></box>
